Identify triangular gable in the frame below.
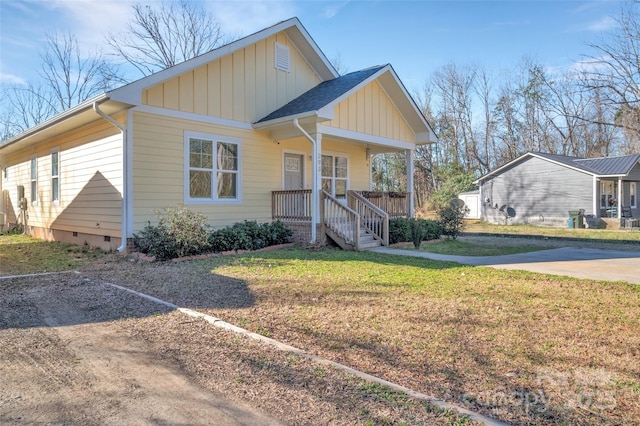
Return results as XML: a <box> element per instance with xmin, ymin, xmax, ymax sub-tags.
<box><xmin>108</xmin><ymin>17</ymin><xmax>338</xmax><ymax>106</ymax></box>
<box><xmin>475</xmin><ymin>151</ymin><xmax>640</xmax><ymax>185</ymax></box>
<box><xmin>254</xmin><ymin>64</ymin><xmax>436</xmax><ymax>144</ymax></box>
<box><xmin>474</xmin><ymin>152</ymin><xmax>595</xmax><ymax>184</ymax></box>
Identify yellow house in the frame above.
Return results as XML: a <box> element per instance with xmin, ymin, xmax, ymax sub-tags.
<box><xmin>0</xmin><ymin>17</ymin><xmax>436</xmax><ymax>251</ymax></box>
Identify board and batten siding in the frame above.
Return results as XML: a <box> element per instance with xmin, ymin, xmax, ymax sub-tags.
<box><xmin>480</xmin><ymin>156</ymin><xmax>593</xmax><ymax>226</ymax></box>
<box><xmin>141</xmin><ymin>32</ymin><xmax>321</xmax><ymax>124</ymax></box>
<box><xmin>1</xmin><ymin>118</ymin><xmax>123</xmax><ymax>236</ymax></box>
<box><xmin>326</xmin><ymin>80</ymin><xmax>414</xmax><ymax>143</ymax></box>
<box><xmin>131</xmin><ymin>111</ymin><xmax>282</xmax><ymax>231</ymax></box>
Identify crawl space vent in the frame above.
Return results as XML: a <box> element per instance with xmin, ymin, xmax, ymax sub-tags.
<box><xmin>274</xmin><ymin>42</ymin><xmax>290</xmax><ymax>72</ymax></box>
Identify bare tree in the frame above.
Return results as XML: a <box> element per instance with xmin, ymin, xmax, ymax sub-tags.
<box><xmin>107</xmin><ymin>1</ymin><xmax>227</xmax><ymax>77</ymax></box>
<box><xmin>40</xmin><ymin>32</ymin><xmax>122</xmax><ymax>113</ymax></box>
<box><xmin>1</xmin><ymin>83</ymin><xmax>55</xmax><ymax>136</ymax></box>
<box><xmin>583</xmin><ymin>1</ymin><xmax>640</xmax><ymax>153</ymax></box>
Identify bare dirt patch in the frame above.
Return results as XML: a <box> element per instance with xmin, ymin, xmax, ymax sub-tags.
<box><xmin>0</xmin><ymin>271</ymin><xmax>475</xmax><ymax>425</ymax></box>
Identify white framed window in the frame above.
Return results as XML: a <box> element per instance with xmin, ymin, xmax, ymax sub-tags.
<box><xmin>321</xmin><ymin>153</ymin><xmax>348</xmax><ymax>199</ymax></box>
<box><xmin>600</xmin><ymin>181</ymin><xmax>616</xmax><ymax>209</ymax></box>
<box><xmin>30</xmin><ymin>156</ymin><xmax>37</xmax><ymax>204</ymax></box>
<box><xmin>51</xmin><ymin>150</ymin><xmax>60</xmax><ymax>204</ymax></box>
<box><xmin>631</xmin><ymin>182</ymin><xmax>637</xmax><ymax>208</ymax></box>
<box><xmin>185</xmin><ymin>131</ymin><xmax>241</xmax><ymax>204</ymax></box>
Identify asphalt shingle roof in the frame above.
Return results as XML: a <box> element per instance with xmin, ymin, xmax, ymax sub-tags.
<box><xmin>255</xmin><ymin>65</ymin><xmax>386</xmax><ymax>124</ymax></box>
<box><xmin>533</xmin><ymin>151</ymin><xmax>640</xmax><ymax>176</ymax></box>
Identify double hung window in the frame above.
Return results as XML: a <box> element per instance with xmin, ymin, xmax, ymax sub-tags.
<box><xmin>321</xmin><ymin>154</ymin><xmax>348</xmax><ymax>199</ymax></box>
<box><xmin>185</xmin><ymin>132</ymin><xmax>241</xmax><ymax>203</ymax></box>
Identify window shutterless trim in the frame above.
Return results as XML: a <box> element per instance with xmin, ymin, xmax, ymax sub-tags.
<box><xmin>30</xmin><ymin>156</ymin><xmax>37</xmax><ymax>205</ymax></box>
<box><xmin>51</xmin><ymin>149</ymin><xmax>60</xmax><ymax>205</ymax></box>
<box><xmin>184</xmin><ymin>131</ymin><xmax>242</xmax><ymax>205</ymax></box>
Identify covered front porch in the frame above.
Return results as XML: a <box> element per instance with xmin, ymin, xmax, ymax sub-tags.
<box><xmin>272</xmin><ymin>189</ymin><xmax>411</xmax><ymax>250</ymax></box>
<box><xmin>594</xmin><ymin>177</ymin><xmax>639</xmax><ymax>228</ymax></box>
<box><xmin>252</xmin><ymin>64</ymin><xmax>437</xmax><ymax>249</ymax></box>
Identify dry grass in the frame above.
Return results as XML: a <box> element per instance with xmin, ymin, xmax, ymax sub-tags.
<box><xmin>464</xmin><ymin>220</ymin><xmax>640</xmax><ymax>242</ymax></box>
<box><xmin>0</xmin><ymin>234</ymin><xmax>102</xmax><ymax>275</ymax></box>
<box><xmin>83</xmin><ymin>247</ymin><xmax>640</xmax><ymax>426</ymax></box>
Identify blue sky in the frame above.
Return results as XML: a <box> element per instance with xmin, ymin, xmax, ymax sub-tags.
<box><xmin>0</xmin><ymin>0</ymin><xmax>624</xmax><ymax>94</ymax></box>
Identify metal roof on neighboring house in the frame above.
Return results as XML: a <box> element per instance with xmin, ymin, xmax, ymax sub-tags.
<box><xmin>255</xmin><ymin>65</ymin><xmax>386</xmax><ymax>124</ymax></box>
<box><xmin>475</xmin><ymin>151</ymin><xmax>640</xmax><ymax>184</ymax></box>
<box><xmin>575</xmin><ymin>154</ymin><xmax>640</xmax><ymax>175</ymax></box>
<box><xmin>530</xmin><ymin>152</ymin><xmax>640</xmax><ymax>176</ymax></box>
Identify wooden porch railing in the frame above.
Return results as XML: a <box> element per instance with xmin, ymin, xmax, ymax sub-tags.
<box><xmin>353</xmin><ymin>191</ymin><xmax>411</xmax><ymax>218</ymax></box>
<box><xmin>271</xmin><ymin>189</ymin><xmax>312</xmax><ymax>221</ymax></box>
<box><xmin>322</xmin><ymin>190</ymin><xmax>360</xmax><ymax>249</ymax></box>
<box><xmin>347</xmin><ymin>190</ymin><xmax>389</xmax><ymax>246</ymax></box>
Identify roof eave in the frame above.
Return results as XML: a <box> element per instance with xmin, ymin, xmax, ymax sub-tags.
<box><xmin>0</xmin><ymin>93</ymin><xmax>110</xmax><ymax>151</ymax></box>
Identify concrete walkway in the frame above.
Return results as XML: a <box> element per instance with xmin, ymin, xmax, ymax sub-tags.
<box><xmin>370</xmin><ymin>246</ymin><xmax>640</xmax><ymax>284</ymax></box>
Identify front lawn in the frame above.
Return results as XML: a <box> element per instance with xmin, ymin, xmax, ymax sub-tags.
<box><xmin>0</xmin><ymin>234</ymin><xmax>102</xmax><ymax>275</ymax></box>
<box><xmin>93</xmin><ymin>247</ymin><xmax>640</xmax><ymax>426</ymax></box>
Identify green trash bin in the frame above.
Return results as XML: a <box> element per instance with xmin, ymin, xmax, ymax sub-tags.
<box><xmin>568</xmin><ymin>209</ymin><xmax>585</xmax><ymax>228</ymax></box>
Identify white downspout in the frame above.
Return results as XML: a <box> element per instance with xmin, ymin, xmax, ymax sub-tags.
<box><xmin>93</xmin><ymin>102</ymin><xmax>128</xmax><ymax>252</ymax></box>
<box><xmin>293</xmin><ymin>118</ymin><xmax>319</xmax><ymax>244</ymax></box>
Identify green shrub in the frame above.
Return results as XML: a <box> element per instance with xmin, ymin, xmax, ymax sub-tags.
<box><xmin>209</xmin><ymin>220</ymin><xmax>292</xmax><ymax>253</ymax></box>
<box><xmin>389</xmin><ymin>217</ymin><xmax>412</xmax><ymax>244</ymax></box>
<box><xmin>133</xmin><ymin>205</ymin><xmax>211</xmax><ymax>260</ymax></box>
<box><xmin>389</xmin><ymin>217</ymin><xmax>443</xmax><ymax>246</ymax></box>
<box><xmin>439</xmin><ymin>202</ymin><xmax>469</xmax><ymax>240</ymax></box>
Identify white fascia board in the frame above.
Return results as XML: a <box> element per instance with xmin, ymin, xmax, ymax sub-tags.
<box><xmin>0</xmin><ymin>93</ymin><xmax>109</xmax><ymax>151</ymax></box>
<box><xmin>134</xmin><ymin>105</ymin><xmax>253</xmax><ymax>130</ymax></box>
<box><xmin>317</xmin><ymin>125</ymin><xmax>414</xmax><ymax>150</ymax></box>
<box><xmin>109</xmin><ymin>18</ymin><xmax>337</xmax><ymax>105</ymax></box>
<box><xmin>252</xmin><ymin>111</ymin><xmax>320</xmax><ymax>129</ymax></box>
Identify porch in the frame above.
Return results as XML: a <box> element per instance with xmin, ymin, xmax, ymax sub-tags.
<box><xmin>271</xmin><ymin>189</ymin><xmax>411</xmax><ymax>250</ymax></box>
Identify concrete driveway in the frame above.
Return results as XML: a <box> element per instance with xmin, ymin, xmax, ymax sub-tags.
<box><xmin>372</xmin><ymin>247</ymin><xmax>640</xmax><ymax>284</ymax></box>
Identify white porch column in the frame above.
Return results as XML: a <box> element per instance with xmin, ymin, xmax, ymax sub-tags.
<box><xmin>592</xmin><ymin>176</ymin><xmax>598</xmax><ymax>217</ymax></box>
<box><xmin>405</xmin><ymin>148</ymin><xmax>415</xmax><ymax>218</ymax></box>
<box><xmin>311</xmin><ymin>133</ymin><xmax>323</xmax><ymax>241</ymax></box>
<box><xmin>618</xmin><ymin>177</ymin><xmax>623</xmax><ymax>219</ymax></box>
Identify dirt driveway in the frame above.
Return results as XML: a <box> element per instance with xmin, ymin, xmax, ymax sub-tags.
<box><xmin>0</xmin><ymin>272</ymin><xmax>281</xmax><ymax>425</ymax></box>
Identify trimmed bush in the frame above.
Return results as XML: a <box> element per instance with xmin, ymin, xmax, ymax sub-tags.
<box><xmin>439</xmin><ymin>202</ymin><xmax>469</xmax><ymax>240</ymax></box>
<box><xmin>389</xmin><ymin>217</ymin><xmax>443</xmax><ymax>245</ymax></box>
<box><xmin>133</xmin><ymin>206</ymin><xmax>292</xmax><ymax>260</ymax></box>
<box><xmin>133</xmin><ymin>205</ymin><xmax>211</xmax><ymax>260</ymax></box>
<box><xmin>209</xmin><ymin>220</ymin><xmax>292</xmax><ymax>253</ymax></box>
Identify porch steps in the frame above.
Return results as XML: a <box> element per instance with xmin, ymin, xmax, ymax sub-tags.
<box><xmin>325</xmin><ymin>223</ymin><xmax>382</xmax><ymax>251</ymax></box>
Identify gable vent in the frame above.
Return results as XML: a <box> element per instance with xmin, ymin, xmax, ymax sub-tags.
<box><xmin>274</xmin><ymin>42</ymin><xmax>290</xmax><ymax>72</ymax></box>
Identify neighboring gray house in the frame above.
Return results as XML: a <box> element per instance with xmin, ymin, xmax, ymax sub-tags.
<box><xmin>475</xmin><ymin>152</ymin><xmax>640</xmax><ymax>226</ymax></box>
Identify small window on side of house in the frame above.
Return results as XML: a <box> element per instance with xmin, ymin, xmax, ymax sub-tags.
<box><xmin>51</xmin><ymin>150</ymin><xmax>60</xmax><ymax>204</ymax></box>
<box><xmin>631</xmin><ymin>182</ymin><xmax>637</xmax><ymax>208</ymax></box>
<box><xmin>30</xmin><ymin>157</ymin><xmax>37</xmax><ymax>204</ymax></box>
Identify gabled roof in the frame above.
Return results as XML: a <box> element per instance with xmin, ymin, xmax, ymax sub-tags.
<box><xmin>255</xmin><ymin>65</ymin><xmax>385</xmax><ymax>124</ymax></box>
<box><xmin>108</xmin><ymin>17</ymin><xmax>338</xmax><ymax>105</ymax></box>
<box><xmin>254</xmin><ymin>64</ymin><xmax>437</xmax><ymax>143</ymax></box>
<box><xmin>575</xmin><ymin>154</ymin><xmax>640</xmax><ymax>175</ymax></box>
<box><xmin>475</xmin><ymin>151</ymin><xmax>640</xmax><ymax>184</ymax></box>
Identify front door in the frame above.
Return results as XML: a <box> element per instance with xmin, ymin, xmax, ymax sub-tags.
<box><xmin>284</xmin><ymin>153</ymin><xmax>303</xmax><ymax>190</ymax></box>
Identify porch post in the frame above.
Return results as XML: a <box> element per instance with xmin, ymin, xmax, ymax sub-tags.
<box><xmin>618</xmin><ymin>177</ymin><xmax>623</xmax><ymax>219</ymax></box>
<box><xmin>312</xmin><ymin>133</ymin><xmax>323</xmax><ymax>241</ymax></box>
<box><xmin>592</xmin><ymin>176</ymin><xmax>598</xmax><ymax>217</ymax></box>
<box><xmin>405</xmin><ymin>148</ymin><xmax>415</xmax><ymax>218</ymax></box>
